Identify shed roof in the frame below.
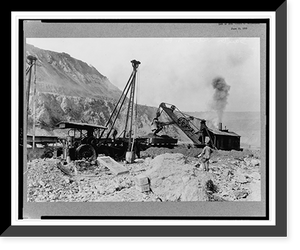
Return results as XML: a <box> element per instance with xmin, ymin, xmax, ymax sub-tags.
<box><xmin>56</xmin><ymin>121</ymin><xmax>107</xmax><ymax>130</ymax></box>
<box><xmin>208</xmin><ymin>128</ymin><xmax>240</xmax><ymax>137</ymax></box>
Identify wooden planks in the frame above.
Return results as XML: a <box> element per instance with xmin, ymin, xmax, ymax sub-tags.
<box><xmin>97</xmin><ymin>156</ymin><xmax>129</xmax><ymax>175</ymax></box>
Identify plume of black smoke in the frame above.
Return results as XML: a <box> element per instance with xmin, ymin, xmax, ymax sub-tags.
<box><xmin>211</xmin><ymin>77</ymin><xmax>231</xmax><ymax>123</ymax></box>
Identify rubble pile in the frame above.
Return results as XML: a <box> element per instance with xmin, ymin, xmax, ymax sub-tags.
<box><xmin>27</xmin><ymin>148</ymin><xmax>261</xmax><ymax>202</ymax></box>
<box><xmin>27</xmin><ymin>158</ymin><xmax>79</xmax><ymax>202</ymax></box>
<box><xmin>143</xmin><ymin>153</ymin><xmax>209</xmax><ymax>201</ymax></box>
<box><xmin>206</xmin><ymin>155</ymin><xmax>261</xmax><ymax>201</ymax></box>
<box><xmin>27</xmin><ymin>158</ymin><xmax>156</xmax><ymax>202</ymax></box>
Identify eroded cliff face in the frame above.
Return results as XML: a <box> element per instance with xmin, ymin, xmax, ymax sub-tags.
<box><xmin>27</xmin><ymin>92</ymin><xmax>160</xmax><ymax>138</ymax></box>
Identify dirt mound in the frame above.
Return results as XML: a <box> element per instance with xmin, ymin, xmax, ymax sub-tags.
<box><xmin>144</xmin><ymin>153</ymin><xmax>212</xmax><ymax>201</ymax></box>
<box><xmin>143</xmin><ymin>151</ymin><xmax>261</xmax><ymax>202</ymax></box>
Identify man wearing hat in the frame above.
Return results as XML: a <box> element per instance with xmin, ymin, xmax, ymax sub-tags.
<box><xmin>151</xmin><ymin>117</ymin><xmax>163</xmax><ymax>136</ymax></box>
<box><xmin>197</xmin><ymin>138</ymin><xmax>214</xmax><ymax>171</ymax></box>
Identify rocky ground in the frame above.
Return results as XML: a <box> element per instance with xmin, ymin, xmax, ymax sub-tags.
<box><xmin>26</xmin><ymin>146</ymin><xmax>261</xmax><ymax>202</ymax></box>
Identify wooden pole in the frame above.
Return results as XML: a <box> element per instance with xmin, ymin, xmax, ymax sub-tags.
<box><xmin>127</xmin><ymin>77</ymin><xmax>136</xmax><ymax>151</ymax></box>
<box><xmin>32</xmin><ymin>60</ymin><xmax>37</xmax><ymax>149</ymax></box>
<box><xmin>26</xmin><ymin>55</ymin><xmax>37</xmax><ymax>116</ymax></box>
<box><xmin>125</xmin><ymin>60</ymin><xmax>140</xmax><ymax>162</ymax></box>
<box><xmin>26</xmin><ymin>64</ymin><xmax>33</xmax><ymax>116</ymax></box>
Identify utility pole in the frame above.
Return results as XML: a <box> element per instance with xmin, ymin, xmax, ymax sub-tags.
<box><xmin>32</xmin><ymin>59</ymin><xmax>37</xmax><ymax>150</ymax></box>
<box><xmin>26</xmin><ymin>55</ymin><xmax>37</xmax><ymax>149</ymax></box>
<box><xmin>26</xmin><ymin>55</ymin><xmax>37</xmax><ymax>113</ymax></box>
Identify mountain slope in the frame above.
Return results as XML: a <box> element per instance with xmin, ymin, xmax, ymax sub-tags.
<box><xmin>26</xmin><ymin>44</ymin><xmax>122</xmax><ymax>100</ymax></box>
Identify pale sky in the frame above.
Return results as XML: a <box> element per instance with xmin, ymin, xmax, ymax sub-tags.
<box><xmin>26</xmin><ymin>37</ymin><xmax>260</xmax><ymax>112</ymax></box>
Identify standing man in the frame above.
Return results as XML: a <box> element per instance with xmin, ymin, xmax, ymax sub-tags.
<box><xmin>197</xmin><ymin>140</ymin><xmax>214</xmax><ymax>171</ymax></box>
<box><xmin>151</xmin><ymin>117</ymin><xmax>163</xmax><ymax>136</ymax></box>
<box><xmin>111</xmin><ymin>128</ymin><xmax>118</xmax><ymax>141</ymax></box>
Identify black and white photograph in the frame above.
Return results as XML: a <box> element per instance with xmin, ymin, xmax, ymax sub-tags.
<box><xmin>25</xmin><ymin>35</ymin><xmax>262</xmax><ymax>203</ymax></box>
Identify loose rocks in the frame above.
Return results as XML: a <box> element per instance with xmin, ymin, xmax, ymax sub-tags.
<box><xmin>26</xmin><ymin>148</ymin><xmax>261</xmax><ymax>202</ymax></box>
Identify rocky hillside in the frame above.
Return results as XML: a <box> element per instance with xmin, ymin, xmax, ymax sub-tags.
<box><xmin>27</xmin><ymin>92</ymin><xmax>163</xmax><ymax>138</ymax></box>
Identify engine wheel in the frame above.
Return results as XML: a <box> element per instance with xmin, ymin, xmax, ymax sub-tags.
<box><xmin>75</xmin><ymin>144</ymin><xmax>97</xmax><ymax>161</ymax></box>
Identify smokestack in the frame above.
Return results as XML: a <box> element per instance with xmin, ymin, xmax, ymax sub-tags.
<box><xmin>218</xmin><ymin>122</ymin><xmax>222</xmax><ymax>131</ymax></box>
